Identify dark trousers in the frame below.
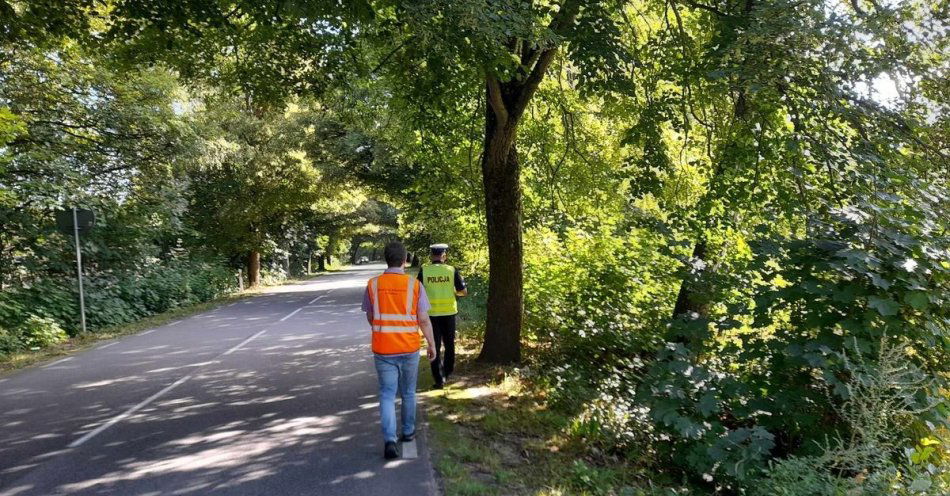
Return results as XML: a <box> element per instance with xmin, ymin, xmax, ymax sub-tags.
<box><xmin>430</xmin><ymin>314</ymin><xmax>456</xmax><ymax>385</ymax></box>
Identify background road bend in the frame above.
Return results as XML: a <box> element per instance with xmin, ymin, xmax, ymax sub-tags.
<box><xmin>0</xmin><ymin>265</ymin><xmax>438</xmax><ymax>496</ymax></box>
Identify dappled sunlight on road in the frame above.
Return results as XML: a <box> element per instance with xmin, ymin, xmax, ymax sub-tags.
<box><xmin>0</xmin><ymin>267</ymin><xmax>435</xmax><ymax>496</ymax></box>
<box><xmin>58</xmin><ymin>415</ymin><xmax>345</xmax><ymax>493</ymax></box>
<box><xmin>262</xmin><ymin>265</ymin><xmax>382</xmax><ymax>295</ymax></box>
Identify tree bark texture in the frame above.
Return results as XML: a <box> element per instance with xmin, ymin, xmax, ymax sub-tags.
<box><xmin>671</xmin><ymin>241</ymin><xmax>709</xmax><ymax>318</ymax></box>
<box><xmin>479</xmin><ymin>108</ymin><xmax>524</xmax><ymax>363</ymax></box>
<box><xmin>247</xmin><ymin>250</ymin><xmax>261</xmax><ymax>287</ymax></box>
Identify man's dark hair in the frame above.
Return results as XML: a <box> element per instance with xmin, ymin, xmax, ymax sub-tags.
<box><xmin>384</xmin><ymin>241</ymin><xmax>407</xmax><ymax>268</ymax></box>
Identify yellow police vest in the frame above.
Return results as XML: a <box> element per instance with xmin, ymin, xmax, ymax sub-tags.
<box><xmin>422</xmin><ymin>264</ymin><xmax>458</xmax><ymax>316</ymax></box>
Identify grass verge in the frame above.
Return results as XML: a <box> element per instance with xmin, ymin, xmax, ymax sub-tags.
<box><xmin>0</xmin><ymin>272</ymin><xmax>329</xmax><ymax>376</ymax></box>
<box><xmin>419</xmin><ymin>327</ymin><xmax>685</xmax><ymax>496</ymax></box>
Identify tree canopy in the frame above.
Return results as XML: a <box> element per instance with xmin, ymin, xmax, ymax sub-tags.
<box><xmin>2</xmin><ymin>0</ymin><xmax>948</xmax><ymax>492</ymax></box>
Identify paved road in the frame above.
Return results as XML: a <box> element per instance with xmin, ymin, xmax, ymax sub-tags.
<box><xmin>0</xmin><ymin>265</ymin><xmax>438</xmax><ymax>496</ymax></box>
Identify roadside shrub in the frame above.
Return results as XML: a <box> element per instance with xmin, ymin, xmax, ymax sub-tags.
<box><xmin>0</xmin><ymin>325</ymin><xmax>22</xmax><ymax>355</ymax></box>
<box><xmin>753</xmin><ymin>341</ymin><xmax>950</xmax><ymax>496</ymax></box>
<box><xmin>260</xmin><ymin>266</ymin><xmax>289</xmax><ymax>287</ymax></box>
<box><xmin>0</xmin><ymin>296</ymin><xmax>27</xmax><ymax>331</ymax></box>
<box><xmin>85</xmin><ymin>258</ymin><xmax>237</xmax><ymax>330</ymax></box>
<box><xmin>528</xmin><ymin>187</ymin><xmax>948</xmax><ymax>492</ymax></box>
<box><xmin>0</xmin><ymin>257</ymin><xmax>238</xmax><ymax>355</ymax></box>
<box><xmin>635</xmin><ymin>193</ymin><xmax>949</xmax><ymax>488</ymax></box>
<box><xmin>457</xmin><ymin>274</ymin><xmax>487</xmax><ymax>326</ymax></box>
<box><xmin>85</xmin><ymin>276</ymin><xmax>145</xmax><ymax>329</ymax></box>
<box><xmin>0</xmin><ymin>280</ymin><xmax>78</xmax><ymax>333</ymax></box>
<box><xmin>524</xmin><ymin>225</ymin><xmax>678</xmax><ymax>412</ymax></box>
<box><xmin>187</xmin><ymin>263</ymin><xmax>235</xmax><ymax>301</ymax></box>
<box><xmin>16</xmin><ymin>315</ymin><xmax>68</xmax><ymax>349</ymax></box>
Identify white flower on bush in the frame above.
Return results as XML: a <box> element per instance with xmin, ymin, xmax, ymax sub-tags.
<box><xmin>900</xmin><ymin>258</ymin><xmax>918</xmax><ymax>272</ymax></box>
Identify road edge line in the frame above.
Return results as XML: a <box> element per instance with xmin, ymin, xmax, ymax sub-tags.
<box><xmin>69</xmin><ymin>374</ymin><xmax>192</xmax><ymax>448</ymax></box>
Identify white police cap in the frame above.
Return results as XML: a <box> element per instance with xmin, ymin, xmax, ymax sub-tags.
<box><xmin>430</xmin><ymin>243</ymin><xmax>449</xmax><ymax>252</ymax></box>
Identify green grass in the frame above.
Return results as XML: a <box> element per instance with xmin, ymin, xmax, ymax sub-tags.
<box><xmin>0</xmin><ymin>272</ymin><xmax>327</xmax><ymax>376</ymax></box>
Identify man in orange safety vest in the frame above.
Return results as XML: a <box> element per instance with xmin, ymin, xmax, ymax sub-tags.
<box><xmin>362</xmin><ymin>241</ymin><xmax>436</xmax><ymax>459</ymax></box>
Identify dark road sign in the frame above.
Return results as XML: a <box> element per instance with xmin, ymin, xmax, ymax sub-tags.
<box><xmin>56</xmin><ymin>208</ymin><xmax>96</xmax><ymax>234</ymax></box>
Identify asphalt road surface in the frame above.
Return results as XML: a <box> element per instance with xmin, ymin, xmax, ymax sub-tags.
<box><xmin>0</xmin><ymin>265</ymin><xmax>438</xmax><ymax>496</ymax></box>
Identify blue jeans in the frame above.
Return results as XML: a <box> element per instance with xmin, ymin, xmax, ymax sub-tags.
<box><xmin>374</xmin><ymin>353</ymin><xmax>419</xmax><ymax>443</ymax></box>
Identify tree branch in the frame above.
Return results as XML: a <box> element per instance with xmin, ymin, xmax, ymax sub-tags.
<box><xmin>676</xmin><ymin>0</ymin><xmax>730</xmax><ymax>17</ymax></box>
<box><xmin>512</xmin><ymin>0</ymin><xmax>581</xmax><ymax>115</ymax></box>
<box><xmin>519</xmin><ymin>45</ymin><xmax>543</xmax><ymax>80</ymax></box>
<box><xmin>486</xmin><ymin>74</ymin><xmax>509</xmax><ymax>126</ymax></box>
<box><xmin>371</xmin><ymin>36</ymin><xmax>412</xmax><ymax>75</ymax></box>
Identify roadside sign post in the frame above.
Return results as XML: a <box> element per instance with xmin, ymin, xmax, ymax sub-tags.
<box><xmin>56</xmin><ymin>208</ymin><xmax>95</xmax><ymax>335</ymax></box>
<box><xmin>72</xmin><ymin>208</ymin><xmax>87</xmax><ymax>334</ymax></box>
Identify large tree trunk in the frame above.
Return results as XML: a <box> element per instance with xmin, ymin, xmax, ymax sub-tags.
<box><xmin>474</xmin><ymin>1</ymin><xmax>581</xmax><ymax>364</ymax></box>
<box><xmin>479</xmin><ymin>115</ymin><xmax>524</xmax><ymax>363</ymax></box>
<box><xmin>671</xmin><ymin>241</ymin><xmax>709</xmax><ymax>318</ymax></box>
<box><xmin>317</xmin><ymin>254</ymin><xmax>326</xmax><ymax>272</ymax></box>
<box><xmin>247</xmin><ymin>251</ymin><xmax>261</xmax><ymax>288</ymax></box>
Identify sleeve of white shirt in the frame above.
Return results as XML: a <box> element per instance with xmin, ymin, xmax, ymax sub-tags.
<box><xmin>417</xmin><ymin>283</ymin><xmax>431</xmax><ymax>315</ymax></box>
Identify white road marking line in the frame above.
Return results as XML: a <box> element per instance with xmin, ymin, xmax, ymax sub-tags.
<box><xmin>69</xmin><ymin>375</ymin><xmax>192</xmax><ymax>448</ymax></box>
<box><xmin>67</xmin><ymin>325</ymin><xmax>269</xmax><ymax>448</ymax></box>
<box><xmin>55</xmin><ymin>280</ymin><xmax>353</xmax><ymax>449</ymax></box>
<box><xmin>97</xmin><ymin>342</ymin><xmax>118</xmax><ymax>350</ymax></box>
<box><xmin>279</xmin><ymin>307</ymin><xmax>303</xmax><ymax>322</ymax></box>
<box><xmin>307</xmin><ymin>289</ymin><xmax>335</xmax><ymax>305</ymax></box>
<box><xmin>401</xmin><ymin>439</ymin><xmax>418</xmax><ymax>459</ymax></box>
<box><xmin>222</xmin><ymin>329</ymin><xmax>268</xmax><ymax>356</ymax></box>
<box><xmin>168</xmin><ymin>320</ymin><xmax>183</xmax><ymax>326</ymax></box>
<box><xmin>42</xmin><ymin>357</ymin><xmax>73</xmax><ymax>368</ymax></box>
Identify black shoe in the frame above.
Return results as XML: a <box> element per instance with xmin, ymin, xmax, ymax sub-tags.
<box><xmin>399</xmin><ymin>431</ymin><xmax>415</xmax><ymax>442</ymax></box>
<box><xmin>432</xmin><ymin>383</ymin><xmax>444</xmax><ymax>390</ymax></box>
<box><xmin>384</xmin><ymin>441</ymin><xmax>398</xmax><ymax>459</ymax></box>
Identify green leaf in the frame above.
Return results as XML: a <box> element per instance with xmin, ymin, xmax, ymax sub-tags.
<box><xmin>698</xmin><ymin>392</ymin><xmax>718</xmax><ymax>416</ymax></box>
<box><xmin>867</xmin><ymin>296</ymin><xmax>900</xmax><ymax>316</ymax></box>
<box><xmin>903</xmin><ymin>291</ymin><xmax>929</xmax><ymax>310</ymax></box>
<box><xmin>869</xmin><ymin>273</ymin><xmax>892</xmax><ymax>290</ymax></box>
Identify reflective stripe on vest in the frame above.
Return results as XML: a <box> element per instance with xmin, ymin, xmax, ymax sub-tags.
<box><xmin>369</xmin><ymin>273</ymin><xmax>421</xmax><ymax>354</ymax></box>
<box><xmin>422</xmin><ymin>264</ymin><xmax>457</xmax><ymax>317</ymax></box>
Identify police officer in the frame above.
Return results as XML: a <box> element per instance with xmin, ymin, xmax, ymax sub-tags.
<box><xmin>418</xmin><ymin>243</ymin><xmax>467</xmax><ymax>389</ymax></box>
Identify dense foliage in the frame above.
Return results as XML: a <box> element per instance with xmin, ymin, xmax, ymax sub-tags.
<box><xmin>373</xmin><ymin>0</ymin><xmax>950</xmax><ymax>491</ymax></box>
<box><xmin>0</xmin><ymin>41</ymin><xmax>396</xmax><ymax>355</ymax></box>
<box><xmin>3</xmin><ymin>0</ymin><xmax>948</xmax><ymax>492</ymax></box>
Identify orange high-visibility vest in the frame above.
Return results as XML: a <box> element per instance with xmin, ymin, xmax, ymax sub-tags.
<box><xmin>367</xmin><ymin>273</ymin><xmax>422</xmax><ymax>355</ymax></box>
